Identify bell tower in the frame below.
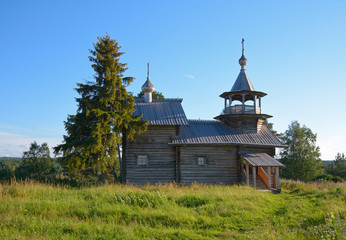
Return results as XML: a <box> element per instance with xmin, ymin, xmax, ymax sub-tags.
<box><xmin>214</xmin><ymin>39</ymin><xmax>272</xmax><ymax>133</ymax></box>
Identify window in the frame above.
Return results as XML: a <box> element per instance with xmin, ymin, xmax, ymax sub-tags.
<box><xmin>137</xmin><ymin>155</ymin><xmax>148</xmax><ymax>166</ymax></box>
<box><xmin>196</xmin><ymin>156</ymin><xmax>206</xmax><ymax>166</ymax></box>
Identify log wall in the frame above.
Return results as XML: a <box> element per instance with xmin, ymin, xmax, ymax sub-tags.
<box><xmin>238</xmin><ymin>146</ymin><xmax>275</xmax><ymax>156</ymax></box>
<box><xmin>125</xmin><ymin>126</ymin><xmax>177</xmax><ymax>184</ymax></box>
<box><xmin>180</xmin><ymin>146</ymin><xmax>239</xmax><ymax>184</ymax></box>
<box><xmin>126</xmin><ymin>126</ymin><xmax>276</xmax><ymax>185</ymax></box>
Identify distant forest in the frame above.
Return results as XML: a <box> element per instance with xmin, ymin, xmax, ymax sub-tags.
<box><xmin>0</xmin><ymin>157</ymin><xmax>22</xmax><ymax>169</ymax></box>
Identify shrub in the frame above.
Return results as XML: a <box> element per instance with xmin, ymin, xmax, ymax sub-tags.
<box><xmin>313</xmin><ymin>174</ymin><xmax>343</xmax><ymax>183</ymax></box>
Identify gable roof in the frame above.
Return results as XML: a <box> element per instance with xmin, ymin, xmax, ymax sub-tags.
<box><xmin>171</xmin><ymin>119</ymin><xmax>285</xmax><ymax>147</ymax></box>
<box><xmin>134</xmin><ymin>98</ymin><xmax>188</xmax><ymax>126</ymax></box>
<box><xmin>240</xmin><ymin>153</ymin><xmax>284</xmax><ymax>167</ymax></box>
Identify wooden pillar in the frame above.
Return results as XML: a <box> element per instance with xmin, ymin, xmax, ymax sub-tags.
<box><xmin>267</xmin><ymin>167</ymin><xmax>271</xmax><ymax>189</ymax></box>
<box><xmin>254</xmin><ymin>95</ymin><xmax>257</xmax><ymax>113</ymax></box>
<box><xmin>259</xmin><ymin>97</ymin><xmax>261</xmax><ymax>113</ymax></box>
<box><xmin>229</xmin><ymin>95</ymin><xmax>232</xmax><ymax>107</ymax></box>
<box><xmin>275</xmin><ymin>167</ymin><xmax>279</xmax><ymax>189</ymax></box>
<box><xmin>175</xmin><ymin>147</ymin><xmax>181</xmax><ymax>183</ymax></box>
<box><xmin>252</xmin><ymin>166</ymin><xmax>256</xmax><ymax>188</ymax></box>
<box><xmin>246</xmin><ymin>162</ymin><xmax>250</xmax><ymax>186</ymax></box>
<box><xmin>242</xmin><ymin>94</ymin><xmax>245</xmax><ymax>113</ymax></box>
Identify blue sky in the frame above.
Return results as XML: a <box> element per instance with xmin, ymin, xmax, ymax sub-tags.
<box><xmin>1</xmin><ymin>0</ymin><xmax>345</xmax><ymax>159</ymax></box>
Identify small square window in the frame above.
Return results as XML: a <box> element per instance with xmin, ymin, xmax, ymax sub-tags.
<box><xmin>137</xmin><ymin>155</ymin><xmax>148</xmax><ymax>166</ymax></box>
<box><xmin>197</xmin><ymin>156</ymin><xmax>206</xmax><ymax>166</ymax></box>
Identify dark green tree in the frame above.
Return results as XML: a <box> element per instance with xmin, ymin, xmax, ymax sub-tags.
<box><xmin>325</xmin><ymin>153</ymin><xmax>345</xmax><ymax>180</ymax></box>
<box><xmin>280</xmin><ymin>121</ymin><xmax>323</xmax><ymax>181</ymax></box>
<box><xmin>54</xmin><ymin>35</ymin><xmax>147</xmax><ymax>183</ymax></box>
<box><xmin>17</xmin><ymin>142</ymin><xmax>55</xmax><ymax>179</ymax></box>
<box><xmin>137</xmin><ymin>90</ymin><xmax>164</xmax><ymax>99</ymax></box>
<box><xmin>266</xmin><ymin>121</ymin><xmax>283</xmax><ymax>138</ymax></box>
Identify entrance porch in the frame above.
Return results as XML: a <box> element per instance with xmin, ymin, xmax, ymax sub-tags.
<box><xmin>240</xmin><ymin>153</ymin><xmax>284</xmax><ymax>192</ymax></box>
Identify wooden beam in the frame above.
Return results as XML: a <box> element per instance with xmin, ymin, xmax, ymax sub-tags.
<box><xmin>275</xmin><ymin>167</ymin><xmax>280</xmax><ymax>189</ymax></box>
<box><xmin>252</xmin><ymin>166</ymin><xmax>256</xmax><ymax>188</ymax></box>
<box><xmin>175</xmin><ymin>146</ymin><xmax>181</xmax><ymax>183</ymax></box>
<box><xmin>246</xmin><ymin>162</ymin><xmax>249</xmax><ymax>186</ymax></box>
<box><xmin>267</xmin><ymin>167</ymin><xmax>271</xmax><ymax>189</ymax></box>
<box><xmin>242</xmin><ymin>94</ymin><xmax>245</xmax><ymax>113</ymax></box>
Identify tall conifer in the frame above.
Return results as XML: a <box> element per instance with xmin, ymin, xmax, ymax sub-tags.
<box><xmin>55</xmin><ymin>35</ymin><xmax>147</xmax><ymax>182</ymax></box>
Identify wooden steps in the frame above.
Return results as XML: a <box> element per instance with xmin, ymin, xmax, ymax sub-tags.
<box><xmin>248</xmin><ymin>171</ymin><xmax>268</xmax><ymax>190</ymax></box>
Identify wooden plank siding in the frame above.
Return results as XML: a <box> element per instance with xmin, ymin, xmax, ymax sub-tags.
<box><xmin>180</xmin><ymin>146</ymin><xmax>239</xmax><ymax>184</ymax></box>
<box><xmin>125</xmin><ymin>126</ymin><xmax>177</xmax><ymax>184</ymax></box>
<box><xmin>238</xmin><ymin>146</ymin><xmax>275</xmax><ymax>157</ymax></box>
<box><xmin>126</xmin><ymin>126</ymin><xmax>276</xmax><ymax>185</ymax></box>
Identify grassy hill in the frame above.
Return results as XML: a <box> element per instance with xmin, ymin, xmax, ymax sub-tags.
<box><xmin>0</xmin><ymin>180</ymin><xmax>344</xmax><ymax>240</ymax></box>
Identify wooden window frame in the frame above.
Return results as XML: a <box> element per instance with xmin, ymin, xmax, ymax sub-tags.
<box><xmin>196</xmin><ymin>156</ymin><xmax>207</xmax><ymax>166</ymax></box>
<box><xmin>137</xmin><ymin>154</ymin><xmax>149</xmax><ymax>166</ymax></box>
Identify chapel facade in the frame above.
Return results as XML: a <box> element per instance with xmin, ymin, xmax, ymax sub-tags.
<box><xmin>123</xmin><ymin>41</ymin><xmax>285</xmax><ymax>190</ymax></box>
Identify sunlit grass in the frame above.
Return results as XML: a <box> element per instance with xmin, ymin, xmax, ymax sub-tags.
<box><xmin>0</xmin><ymin>179</ymin><xmax>345</xmax><ymax>239</ymax></box>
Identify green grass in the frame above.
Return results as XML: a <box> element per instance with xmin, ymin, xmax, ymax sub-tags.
<box><xmin>0</xmin><ymin>180</ymin><xmax>345</xmax><ymax>240</ymax></box>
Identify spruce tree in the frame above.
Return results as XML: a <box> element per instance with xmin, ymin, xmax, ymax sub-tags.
<box><xmin>54</xmin><ymin>35</ymin><xmax>147</xmax><ymax>182</ymax></box>
<box><xmin>280</xmin><ymin>121</ymin><xmax>323</xmax><ymax>181</ymax></box>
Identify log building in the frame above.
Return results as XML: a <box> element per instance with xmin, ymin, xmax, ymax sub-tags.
<box><xmin>123</xmin><ymin>41</ymin><xmax>285</xmax><ymax>190</ymax></box>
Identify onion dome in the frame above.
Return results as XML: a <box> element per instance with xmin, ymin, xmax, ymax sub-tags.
<box><xmin>141</xmin><ymin>78</ymin><xmax>155</xmax><ymax>93</ymax></box>
<box><xmin>239</xmin><ymin>54</ymin><xmax>247</xmax><ymax>67</ymax></box>
<box><xmin>141</xmin><ymin>63</ymin><xmax>155</xmax><ymax>93</ymax></box>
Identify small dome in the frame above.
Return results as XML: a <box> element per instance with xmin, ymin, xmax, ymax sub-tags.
<box><xmin>239</xmin><ymin>54</ymin><xmax>247</xmax><ymax>67</ymax></box>
<box><xmin>141</xmin><ymin>78</ymin><xmax>155</xmax><ymax>93</ymax></box>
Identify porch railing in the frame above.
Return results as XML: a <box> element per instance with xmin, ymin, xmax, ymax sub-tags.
<box><xmin>258</xmin><ymin>167</ymin><xmax>269</xmax><ymax>189</ymax></box>
<box><xmin>224</xmin><ymin>105</ymin><xmax>261</xmax><ymax>114</ymax></box>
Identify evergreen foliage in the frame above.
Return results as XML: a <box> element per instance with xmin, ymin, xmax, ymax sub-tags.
<box><xmin>325</xmin><ymin>153</ymin><xmax>346</xmax><ymax>180</ymax></box>
<box><xmin>266</xmin><ymin>121</ymin><xmax>283</xmax><ymax>138</ymax></box>
<box><xmin>0</xmin><ymin>158</ymin><xmax>21</xmax><ymax>180</ymax></box>
<box><xmin>17</xmin><ymin>142</ymin><xmax>55</xmax><ymax>179</ymax></box>
<box><xmin>54</xmin><ymin>35</ymin><xmax>147</xmax><ymax>181</ymax></box>
<box><xmin>137</xmin><ymin>90</ymin><xmax>164</xmax><ymax>99</ymax></box>
<box><xmin>280</xmin><ymin>121</ymin><xmax>323</xmax><ymax>181</ymax></box>
<box><xmin>0</xmin><ymin>158</ymin><xmax>22</xmax><ymax>171</ymax></box>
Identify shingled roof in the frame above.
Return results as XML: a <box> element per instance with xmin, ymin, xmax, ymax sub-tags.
<box><xmin>134</xmin><ymin>98</ymin><xmax>188</xmax><ymax>126</ymax></box>
<box><xmin>171</xmin><ymin>120</ymin><xmax>285</xmax><ymax>147</ymax></box>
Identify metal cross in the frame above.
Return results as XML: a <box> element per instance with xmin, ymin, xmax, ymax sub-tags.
<box><xmin>242</xmin><ymin>38</ymin><xmax>245</xmax><ymax>55</ymax></box>
<box><xmin>147</xmin><ymin>62</ymin><xmax>149</xmax><ymax>79</ymax></box>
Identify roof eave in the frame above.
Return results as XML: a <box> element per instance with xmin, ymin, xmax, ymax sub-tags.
<box><xmin>220</xmin><ymin>90</ymin><xmax>267</xmax><ymax>99</ymax></box>
<box><xmin>169</xmin><ymin>142</ymin><xmax>287</xmax><ymax>148</ymax></box>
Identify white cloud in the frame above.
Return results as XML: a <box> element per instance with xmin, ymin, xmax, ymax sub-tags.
<box><xmin>184</xmin><ymin>73</ymin><xmax>195</xmax><ymax>80</ymax></box>
<box><xmin>317</xmin><ymin>134</ymin><xmax>346</xmax><ymax>160</ymax></box>
<box><xmin>0</xmin><ymin>131</ymin><xmax>62</xmax><ymax>157</ymax></box>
